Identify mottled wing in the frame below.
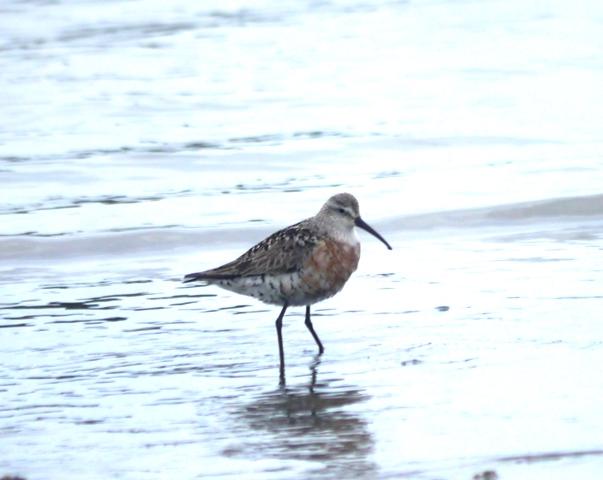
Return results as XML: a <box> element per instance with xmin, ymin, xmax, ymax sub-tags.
<box><xmin>184</xmin><ymin>221</ymin><xmax>322</xmax><ymax>281</ymax></box>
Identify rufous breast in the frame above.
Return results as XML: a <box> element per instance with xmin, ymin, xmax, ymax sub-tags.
<box><xmin>299</xmin><ymin>238</ymin><xmax>360</xmax><ymax>302</ymax></box>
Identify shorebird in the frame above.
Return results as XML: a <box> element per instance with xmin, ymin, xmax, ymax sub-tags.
<box><xmin>183</xmin><ymin>192</ymin><xmax>392</xmax><ymax>376</ymax></box>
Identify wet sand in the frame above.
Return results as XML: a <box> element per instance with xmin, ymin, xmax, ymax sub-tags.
<box><xmin>2</xmin><ymin>0</ymin><xmax>603</xmax><ymax>478</ymax></box>
<box><xmin>3</xmin><ymin>199</ymin><xmax>603</xmax><ymax>479</ymax></box>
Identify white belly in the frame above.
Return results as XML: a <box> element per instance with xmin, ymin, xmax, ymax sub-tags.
<box><xmin>212</xmin><ymin>272</ymin><xmax>342</xmax><ymax>306</ymax></box>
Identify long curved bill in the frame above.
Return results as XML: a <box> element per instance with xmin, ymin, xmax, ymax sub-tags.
<box><xmin>355</xmin><ymin>217</ymin><xmax>392</xmax><ymax>250</ymax></box>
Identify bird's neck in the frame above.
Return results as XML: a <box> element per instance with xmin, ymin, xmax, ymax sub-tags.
<box><xmin>330</xmin><ymin>226</ymin><xmax>359</xmax><ymax>247</ymax></box>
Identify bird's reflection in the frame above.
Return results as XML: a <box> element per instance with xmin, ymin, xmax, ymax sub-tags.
<box><xmin>226</xmin><ymin>357</ymin><xmax>377</xmax><ymax>477</ymax></box>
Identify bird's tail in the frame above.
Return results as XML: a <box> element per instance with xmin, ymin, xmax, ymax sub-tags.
<box><xmin>183</xmin><ymin>271</ymin><xmax>238</xmax><ymax>283</ymax></box>
<box><xmin>183</xmin><ymin>272</ymin><xmax>206</xmax><ymax>283</ymax></box>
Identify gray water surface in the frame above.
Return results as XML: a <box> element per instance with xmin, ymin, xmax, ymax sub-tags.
<box><xmin>2</xmin><ymin>0</ymin><xmax>603</xmax><ymax>479</ymax></box>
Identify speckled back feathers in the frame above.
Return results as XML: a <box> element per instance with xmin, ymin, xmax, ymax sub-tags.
<box><xmin>183</xmin><ymin>221</ymin><xmax>324</xmax><ymax>281</ymax></box>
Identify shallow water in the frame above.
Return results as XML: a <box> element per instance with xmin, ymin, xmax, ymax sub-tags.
<box><xmin>2</xmin><ymin>0</ymin><xmax>603</xmax><ymax>479</ymax></box>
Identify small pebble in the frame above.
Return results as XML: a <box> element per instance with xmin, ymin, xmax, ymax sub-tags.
<box><xmin>472</xmin><ymin>470</ymin><xmax>498</xmax><ymax>480</ymax></box>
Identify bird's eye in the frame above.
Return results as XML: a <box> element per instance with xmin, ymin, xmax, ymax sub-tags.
<box><xmin>337</xmin><ymin>208</ymin><xmax>346</xmax><ymax>215</ymax></box>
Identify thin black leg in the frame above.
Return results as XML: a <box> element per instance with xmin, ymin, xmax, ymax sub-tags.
<box><xmin>275</xmin><ymin>303</ymin><xmax>288</xmax><ymax>381</ymax></box>
<box><xmin>304</xmin><ymin>305</ymin><xmax>324</xmax><ymax>354</ymax></box>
